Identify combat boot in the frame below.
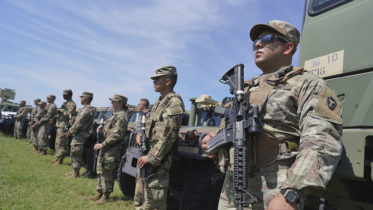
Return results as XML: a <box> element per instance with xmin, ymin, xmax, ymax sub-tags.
<box><xmin>92</xmin><ymin>193</ymin><xmax>109</xmax><ymax>205</ymax></box>
<box><xmin>50</xmin><ymin>157</ymin><xmax>58</xmax><ymax>164</ymax></box>
<box><xmin>53</xmin><ymin>158</ymin><xmax>63</xmax><ymax>165</ymax></box>
<box><xmin>41</xmin><ymin>150</ymin><xmax>47</xmax><ymax>155</ymax></box>
<box><xmin>88</xmin><ymin>193</ymin><xmax>103</xmax><ymax>201</ymax></box>
<box><xmin>70</xmin><ymin>170</ymin><xmax>80</xmax><ymax>178</ymax></box>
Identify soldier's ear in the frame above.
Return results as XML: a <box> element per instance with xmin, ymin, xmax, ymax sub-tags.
<box><xmin>283</xmin><ymin>42</ymin><xmax>294</xmax><ymax>56</ymax></box>
<box><xmin>165</xmin><ymin>77</ymin><xmax>172</xmax><ymax>87</ymax></box>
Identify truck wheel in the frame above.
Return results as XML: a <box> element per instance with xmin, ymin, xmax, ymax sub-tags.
<box><xmin>118</xmin><ymin>171</ymin><xmax>136</xmax><ymax>197</ymax></box>
<box><xmin>180</xmin><ymin>161</ymin><xmax>225</xmax><ymax>210</ymax></box>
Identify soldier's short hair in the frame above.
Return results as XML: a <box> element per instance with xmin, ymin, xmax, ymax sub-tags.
<box><xmin>165</xmin><ymin>75</ymin><xmax>177</xmax><ymax>88</ymax></box>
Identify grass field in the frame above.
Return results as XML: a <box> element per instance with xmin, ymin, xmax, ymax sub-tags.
<box><xmin>0</xmin><ymin>133</ymin><xmax>134</xmax><ymax>210</ymax></box>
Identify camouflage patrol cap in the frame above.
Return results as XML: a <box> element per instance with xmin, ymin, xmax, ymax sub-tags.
<box><xmin>63</xmin><ymin>89</ymin><xmax>72</xmax><ymax>95</ymax></box>
<box><xmin>151</xmin><ymin>66</ymin><xmax>177</xmax><ymax>79</ymax></box>
<box><xmin>20</xmin><ymin>100</ymin><xmax>26</xmax><ymax>104</ymax></box>
<box><xmin>250</xmin><ymin>20</ymin><xmax>300</xmax><ymax>47</ymax></box>
<box><xmin>34</xmin><ymin>98</ymin><xmax>41</xmax><ymax>102</ymax></box>
<box><xmin>80</xmin><ymin>92</ymin><xmax>93</xmax><ymax>99</ymax></box>
<box><xmin>47</xmin><ymin>95</ymin><xmax>56</xmax><ymax>100</ymax></box>
<box><xmin>109</xmin><ymin>94</ymin><xmax>128</xmax><ymax>105</ymax></box>
<box><xmin>38</xmin><ymin>101</ymin><xmax>47</xmax><ymax>106</ymax></box>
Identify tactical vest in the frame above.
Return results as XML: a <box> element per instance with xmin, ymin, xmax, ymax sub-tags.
<box><xmin>243</xmin><ymin>66</ymin><xmax>304</xmax><ymax>170</ymax></box>
<box><xmin>145</xmin><ymin>93</ymin><xmax>184</xmax><ymax>148</ymax></box>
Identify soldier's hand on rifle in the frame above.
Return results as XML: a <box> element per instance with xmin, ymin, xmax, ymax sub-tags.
<box><xmin>66</xmin><ymin>131</ymin><xmax>71</xmax><ymax>138</ymax></box>
<box><xmin>267</xmin><ymin>194</ymin><xmax>297</xmax><ymax>210</ymax></box>
<box><xmin>138</xmin><ymin>156</ymin><xmax>149</xmax><ymax>169</ymax></box>
<box><xmin>201</xmin><ymin>132</ymin><xmax>217</xmax><ymax>159</ymax></box>
<box><xmin>136</xmin><ymin>134</ymin><xmax>141</xmax><ymax>146</ymax></box>
<box><xmin>94</xmin><ymin>143</ymin><xmax>103</xmax><ymax>150</ymax></box>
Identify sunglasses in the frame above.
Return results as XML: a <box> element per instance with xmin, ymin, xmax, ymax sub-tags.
<box><xmin>252</xmin><ymin>34</ymin><xmax>288</xmax><ymax>51</ymax></box>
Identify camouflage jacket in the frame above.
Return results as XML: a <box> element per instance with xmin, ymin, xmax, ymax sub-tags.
<box><xmin>220</xmin><ymin>65</ymin><xmax>343</xmax><ymax>190</ymax></box>
<box><xmin>35</xmin><ymin>107</ymin><xmax>47</xmax><ymax>125</ymax></box>
<box><xmin>69</xmin><ymin>105</ymin><xmax>95</xmax><ymax>138</ymax></box>
<box><xmin>101</xmin><ymin>109</ymin><xmax>128</xmax><ymax>151</ymax></box>
<box><xmin>30</xmin><ymin>106</ymin><xmax>39</xmax><ymax>123</ymax></box>
<box><xmin>15</xmin><ymin>106</ymin><xmax>28</xmax><ymax>121</ymax></box>
<box><xmin>145</xmin><ymin>92</ymin><xmax>185</xmax><ymax>166</ymax></box>
<box><xmin>55</xmin><ymin>100</ymin><xmax>76</xmax><ymax>128</ymax></box>
<box><xmin>39</xmin><ymin>103</ymin><xmax>57</xmax><ymax>124</ymax></box>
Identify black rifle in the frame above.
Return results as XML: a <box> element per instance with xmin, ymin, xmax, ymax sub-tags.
<box><xmin>206</xmin><ymin>64</ymin><xmax>261</xmax><ymax>210</ymax></box>
<box><xmin>65</xmin><ymin>113</ymin><xmax>72</xmax><ymax>153</ymax></box>
<box><xmin>93</xmin><ymin>118</ymin><xmax>104</xmax><ymax>173</ymax></box>
<box><xmin>139</xmin><ymin>114</ymin><xmax>147</xmax><ymax>203</ymax></box>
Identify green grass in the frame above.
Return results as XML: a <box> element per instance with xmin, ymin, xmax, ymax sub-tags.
<box><xmin>0</xmin><ymin>133</ymin><xmax>134</xmax><ymax>210</ymax></box>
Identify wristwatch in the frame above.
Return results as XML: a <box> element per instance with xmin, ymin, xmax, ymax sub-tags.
<box><xmin>280</xmin><ymin>188</ymin><xmax>300</xmax><ymax>204</ymax></box>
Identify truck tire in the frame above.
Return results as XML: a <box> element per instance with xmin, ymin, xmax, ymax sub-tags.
<box><xmin>180</xmin><ymin>160</ymin><xmax>225</xmax><ymax>210</ymax></box>
<box><xmin>118</xmin><ymin>156</ymin><xmax>136</xmax><ymax>197</ymax></box>
<box><xmin>118</xmin><ymin>171</ymin><xmax>136</xmax><ymax>197</ymax></box>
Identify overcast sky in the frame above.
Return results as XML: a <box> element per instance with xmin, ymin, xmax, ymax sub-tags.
<box><xmin>0</xmin><ymin>0</ymin><xmax>306</xmax><ymax>109</ymax></box>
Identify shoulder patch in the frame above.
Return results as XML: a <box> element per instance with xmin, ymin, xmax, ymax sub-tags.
<box><xmin>167</xmin><ymin>95</ymin><xmax>185</xmax><ymax>115</ymax></box>
<box><xmin>314</xmin><ymin>84</ymin><xmax>342</xmax><ymax>124</ymax></box>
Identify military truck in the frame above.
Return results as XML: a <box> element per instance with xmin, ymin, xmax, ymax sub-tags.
<box><xmin>118</xmin><ymin>94</ymin><xmax>225</xmax><ymax>209</ymax></box>
<box><xmin>0</xmin><ymin>88</ymin><xmax>31</xmax><ymax>136</ymax></box>
<box><xmin>298</xmin><ymin>0</ymin><xmax>373</xmax><ymax>209</ymax></box>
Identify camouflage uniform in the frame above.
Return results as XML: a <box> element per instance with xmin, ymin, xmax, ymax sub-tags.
<box><xmin>38</xmin><ymin>96</ymin><xmax>57</xmax><ymax>153</ymax></box>
<box><xmin>216</xmin><ymin>21</ymin><xmax>343</xmax><ymax>210</ymax></box>
<box><xmin>28</xmin><ymin>99</ymin><xmax>41</xmax><ymax>143</ymax></box>
<box><xmin>32</xmin><ymin>102</ymin><xmax>45</xmax><ymax>150</ymax></box>
<box><xmin>134</xmin><ymin>92</ymin><xmax>185</xmax><ymax>209</ymax></box>
<box><xmin>69</xmin><ymin>93</ymin><xmax>95</xmax><ymax>174</ymax></box>
<box><xmin>55</xmin><ymin>92</ymin><xmax>76</xmax><ymax>161</ymax></box>
<box><xmin>96</xmin><ymin>99</ymin><xmax>128</xmax><ymax>196</ymax></box>
<box><xmin>218</xmin><ymin>68</ymin><xmax>343</xmax><ymax>210</ymax></box>
<box><xmin>14</xmin><ymin>101</ymin><xmax>28</xmax><ymax>139</ymax></box>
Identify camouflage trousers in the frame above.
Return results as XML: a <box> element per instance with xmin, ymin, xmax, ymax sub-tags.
<box><xmin>96</xmin><ymin>148</ymin><xmax>121</xmax><ymax>194</ymax></box>
<box><xmin>70</xmin><ymin>136</ymin><xmax>87</xmax><ymax>171</ymax></box>
<box><xmin>218</xmin><ymin>159</ymin><xmax>303</xmax><ymax>210</ymax></box>
<box><xmin>31</xmin><ymin>127</ymin><xmax>39</xmax><ymax>149</ymax></box>
<box><xmin>26</xmin><ymin>125</ymin><xmax>32</xmax><ymax>141</ymax></box>
<box><xmin>55</xmin><ymin>127</ymin><xmax>68</xmax><ymax>159</ymax></box>
<box><xmin>134</xmin><ymin>158</ymin><xmax>171</xmax><ymax>210</ymax></box>
<box><xmin>37</xmin><ymin>123</ymin><xmax>51</xmax><ymax>152</ymax></box>
<box><xmin>14</xmin><ymin>120</ymin><xmax>24</xmax><ymax>139</ymax></box>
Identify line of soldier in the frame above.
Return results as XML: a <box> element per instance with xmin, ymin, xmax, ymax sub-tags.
<box><xmin>10</xmin><ymin>19</ymin><xmax>343</xmax><ymax>210</ymax></box>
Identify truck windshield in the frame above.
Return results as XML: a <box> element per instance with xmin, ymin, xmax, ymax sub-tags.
<box><xmin>309</xmin><ymin>0</ymin><xmax>352</xmax><ymax>16</ymax></box>
<box><xmin>196</xmin><ymin>110</ymin><xmax>221</xmax><ymax>127</ymax></box>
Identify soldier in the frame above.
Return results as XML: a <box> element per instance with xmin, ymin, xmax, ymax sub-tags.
<box><xmin>14</xmin><ymin>100</ymin><xmax>28</xmax><ymax>139</ymax></box>
<box><xmin>27</xmin><ymin>98</ymin><xmax>41</xmax><ymax>144</ymax></box>
<box><xmin>88</xmin><ymin>94</ymin><xmax>129</xmax><ymax>204</ymax></box>
<box><xmin>28</xmin><ymin>98</ymin><xmax>41</xmax><ymax>145</ymax></box>
<box><xmin>51</xmin><ymin>89</ymin><xmax>77</xmax><ymax>165</ymax></box>
<box><xmin>202</xmin><ymin>20</ymin><xmax>343</xmax><ymax>210</ymax></box>
<box><xmin>134</xmin><ymin>66</ymin><xmax>185</xmax><ymax>209</ymax></box>
<box><xmin>135</xmin><ymin>98</ymin><xmax>150</xmax><ymax>134</ymax></box>
<box><xmin>33</xmin><ymin>101</ymin><xmax>47</xmax><ymax>152</ymax></box>
<box><xmin>37</xmin><ymin>95</ymin><xmax>57</xmax><ymax>155</ymax></box>
<box><xmin>66</xmin><ymin>92</ymin><xmax>95</xmax><ymax>178</ymax></box>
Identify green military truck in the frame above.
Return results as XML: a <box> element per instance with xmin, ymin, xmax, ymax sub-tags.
<box><xmin>299</xmin><ymin>0</ymin><xmax>373</xmax><ymax>209</ymax></box>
